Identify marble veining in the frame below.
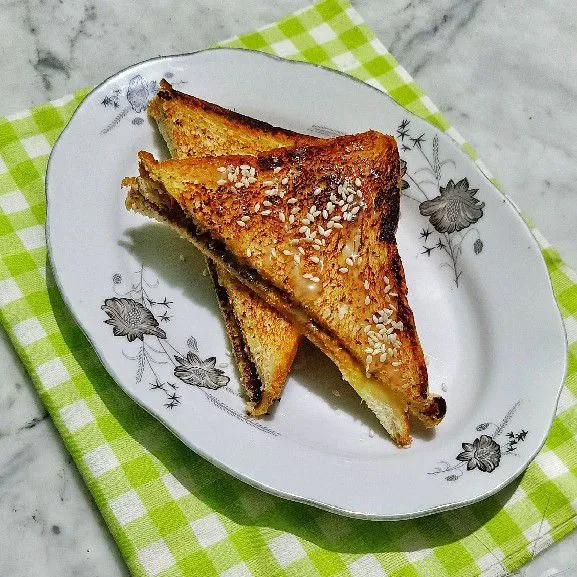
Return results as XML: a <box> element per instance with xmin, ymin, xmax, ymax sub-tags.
<box><xmin>0</xmin><ymin>1</ymin><xmax>576</xmax><ymax>575</ymax></box>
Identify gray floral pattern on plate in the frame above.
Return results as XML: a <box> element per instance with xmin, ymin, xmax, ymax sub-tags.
<box><xmin>397</xmin><ymin>118</ymin><xmax>485</xmax><ymax>287</ymax></box>
<box><xmin>101</xmin><ymin>266</ymin><xmax>279</xmax><ymax>436</ymax></box>
<box><xmin>428</xmin><ymin>401</ymin><xmax>527</xmax><ymax>481</ymax></box>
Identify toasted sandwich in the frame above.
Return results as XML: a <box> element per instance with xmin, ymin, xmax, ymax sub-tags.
<box><xmin>123</xmin><ymin>130</ymin><xmax>445</xmax><ymax>446</ymax></box>
<box><xmin>148</xmin><ymin>80</ymin><xmax>318</xmax><ymax>415</ymax></box>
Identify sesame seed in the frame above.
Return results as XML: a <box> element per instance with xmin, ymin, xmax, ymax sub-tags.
<box><xmin>290</xmin><ymin>206</ymin><xmax>300</xmax><ymax>214</ymax></box>
<box><xmin>364</xmin><ymin>280</ymin><xmax>370</xmax><ymax>290</ymax></box>
<box><xmin>318</xmin><ymin>225</ymin><xmax>325</xmax><ymax>235</ymax></box>
<box><xmin>392</xmin><ymin>361</ymin><xmax>402</xmax><ymax>367</ymax></box>
<box><xmin>217</xmin><ymin>166</ymin><xmax>227</xmax><ymax>173</ymax></box>
<box><xmin>326</xmin><ymin>221</ymin><xmax>334</xmax><ymax>229</ymax></box>
<box><xmin>312</xmin><ymin>245</ymin><xmax>321</xmax><ymax>251</ymax></box>
<box><xmin>265</xmin><ymin>189</ymin><xmax>277</xmax><ymax>196</ymax></box>
<box><xmin>289</xmin><ymin>238</ymin><xmax>300</xmax><ymax>245</ymax></box>
<box><xmin>303</xmin><ymin>273</ymin><xmax>314</xmax><ymax>280</ymax></box>
<box><xmin>236</xmin><ymin>221</ymin><xmax>246</xmax><ymax>227</ymax></box>
<box><xmin>302</xmin><ymin>219</ymin><xmax>311</xmax><ymax>225</ymax></box>
<box><xmin>261</xmin><ymin>210</ymin><xmax>271</xmax><ymax>216</ymax></box>
<box><xmin>287</xmin><ymin>198</ymin><xmax>298</xmax><ymax>204</ymax></box>
<box><xmin>312</xmin><ymin>276</ymin><xmax>320</xmax><ymax>282</ymax></box>
<box><xmin>365</xmin><ymin>295</ymin><xmax>371</xmax><ymax>305</ymax></box>
<box><xmin>385</xmin><ymin>285</ymin><xmax>391</xmax><ymax>293</ymax></box>
<box><xmin>235</xmin><ymin>182</ymin><xmax>244</xmax><ymax>189</ymax></box>
<box><xmin>273</xmin><ymin>166</ymin><xmax>282</xmax><ymax>173</ymax></box>
<box><xmin>314</xmin><ymin>238</ymin><xmax>323</xmax><ymax>245</ymax></box>
<box><xmin>345</xmin><ymin>257</ymin><xmax>354</xmax><ymax>266</ymax></box>
<box><xmin>380</xmin><ymin>353</ymin><xmax>388</xmax><ymax>363</ymax></box>
<box><xmin>279</xmin><ymin>212</ymin><xmax>286</xmax><ymax>222</ymax></box>
<box><xmin>314</xmin><ymin>187</ymin><xmax>322</xmax><ymax>195</ymax></box>
<box><xmin>298</xmin><ymin>247</ymin><xmax>305</xmax><ymax>254</ymax></box>
<box><xmin>289</xmin><ymin>214</ymin><xmax>295</xmax><ymax>224</ymax></box>
<box><xmin>332</xmin><ymin>215</ymin><xmax>342</xmax><ymax>221</ymax></box>
<box><xmin>240</xmin><ymin>164</ymin><xmax>250</xmax><ymax>170</ymax></box>
<box><xmin>322</xmin><ymin>210</ymin><xmax>328</xmax><ymax>219</ymax></box>
<box><xmin>281</xmin><ymin>177</ymin><xmax>289</xmax><ymax>185</ymax></box>
<box><xmin>333</xmin><ymin>222</ymin><xmax>343</xmax><ymax>229</ymax></box>
<box><xmin>271</xmin><ymin>247</ymin><xmax>277</xmax><ymax>257</ymax></box>
<box><xmin>246</xmin><ymin>248</ymin><xmax>252</xmax><ymax>257</ymax></box>
<box><xmin>383</xmin><ymin>276</ymin><xmax>389</xmax><ymax>284</ymax></box>
<box><xmin>366</xmin><ymin>354</ymin><xmax>373</xmax><ymax>364</ymax></box>
<box><xmin>241</xmin><ymin>215</ymin><xmax>250</xmax><ymax>222</ymax></box>
<box><xmin>263</xmin><ymin>180</ymin><xmax>274</xmax><ymax>186</ymax></box>
<box><xmin>310</xmin><ymin>256</ymin><xmax>320</xmax><ymax>263</ymax></box>
<box><xmin>299</xmin><ymin>226</ymin><xmax>309</xmax><ymax>234</ymax></box>
<box><xmin>263</xmin><ymin>200</ymin><xmax>272</xmax><ymax>207</ymax></box>
<box><xmin>282</xmin><ymin>249</ymin><xmax>292</xmax><ymax>256</ymax></box>
<box><xmin>217</xmin><ymin>179</ymin><xmax>227</xmax><ymax>186</ymax></box>
<box><xmin>390</xmin><ymin>292</ymin><xmax>398</xmax><ymax>297</ymax></box>
<box><xmin>279</xmin><ymin>190</ymin><xmax>286</xmax><ymax>198</ymax></box>
<box><xmin>339</xmin><ymin>267</ymin><xmax>349</xmax><ymax>273</ymax></box>
<box><xmin>253</xmin><ymin>203</ymin><xmax>260</xmax><ymax>212</ymax></box>
<box><xmin>294</xmin><ymin>254</ymin><xmax>301</xmax><ymax>263</ymax></box>
<box><xmin>355</xmin><ymin>177</ymin><xmax>362</xmax><ymax>187</ymax></box>
<box><xmin>351</xmin><ymin>206</ymin><xmax>361</xmax><ymax>215</ymax></box>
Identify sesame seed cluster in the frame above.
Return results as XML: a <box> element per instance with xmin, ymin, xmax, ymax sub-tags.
<box><xmin>215</xmin><ymin>163</ymin><xmax>404</xmax><ymax>373</ymax></box>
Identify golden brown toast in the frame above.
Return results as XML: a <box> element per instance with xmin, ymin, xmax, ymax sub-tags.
<box><xmin>124</xmin><ymin>131</ymin><xmax>446</xmax><ymax>446</ymax></box>
<box><xmin>148</xmin><ymin>80</ymin><xmax>316</xmax><ymax>415</ymax></box>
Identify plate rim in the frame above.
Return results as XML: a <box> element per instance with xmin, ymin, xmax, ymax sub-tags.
<box><xmin>45</xmin><ymin>47</ymin><xmax>569</xmax><ymax>520</ymax></box>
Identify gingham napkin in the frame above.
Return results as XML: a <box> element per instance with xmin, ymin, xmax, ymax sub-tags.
<box><xmin>1</xmin><ymin>1</ymin><xmax>576</xmax><ymax>576</ymax></box>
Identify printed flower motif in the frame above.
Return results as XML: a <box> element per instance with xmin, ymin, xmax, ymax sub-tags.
<box><xmin>102</xmin><ymin>297</ymin><xmax>166</xmax><ymax>341</ymax></box>
<box><xmin>457</xmin><ymin>435</ymin><xmax>501</xmax><ymax>472</ymax></box>
<box><xmin>400</xmin><ymin>158</ymin><xmax>410</xmax><ymax>190</ymax></box>
<box><xmin>174</xmin><ymin>352</ymin><xmax>229</xmax><ymax>389</ymax></box>
<box><xmin>419</xmin><ymin>178</ymin><xmax>484</xmax><ymax>233</ymax></box>
<box><xmin>126</xmin><ymin>75</ymin><xmax>150</xmax><ymax>113</ymax></box>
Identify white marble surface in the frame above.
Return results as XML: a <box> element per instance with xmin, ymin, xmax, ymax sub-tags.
<box><xmin>0</xmin><ymin>1</ymin><xmax>576</xmax><ymax>575</ymax></box>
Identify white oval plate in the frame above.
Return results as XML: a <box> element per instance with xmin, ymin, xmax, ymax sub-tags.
<box><xmin>46</xmin><ymin>48</ymin><xmax>567</xmax><ymax>519</ymax></box>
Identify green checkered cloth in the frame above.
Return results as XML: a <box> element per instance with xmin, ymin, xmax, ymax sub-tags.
<box><xmin>1</xmin><ymin>1</ymin><xmax>576</xmax><ymax>575</ymax></box>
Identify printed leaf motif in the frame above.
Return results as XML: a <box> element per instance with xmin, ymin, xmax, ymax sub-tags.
<box><xmin>187</xmin><ymin>336</ymin><xmax>199</xmax><ymax>351</ymax></box>
<box><xmin>474</xmin><ymin>238</ymin><xmax>483</xmax><ymax>254</ymax></box>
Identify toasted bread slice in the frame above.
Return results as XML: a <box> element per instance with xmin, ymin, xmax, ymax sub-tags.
<box><xmin>149</xmin><ymin>79</ymin><xmax>316</xmax><ymax>158</ymax></box>
<box><xmin>149</xmin><ymin>80</ymin><xmax>317</xmax><ymax>415</ymax></box>
<box><xmin>124</xmin><ymin>131</ymin><xmax>446</xmax><ymax>445</ymax></box>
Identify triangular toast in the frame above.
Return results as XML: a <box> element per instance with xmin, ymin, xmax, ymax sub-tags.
<box><xmin>124</xmin><ymin>131</ymin><xmax>446</xmax><ymax>446</ymax></box>
<box><xmin>148</xmin><ymin>80</ymin><xmax>318</xmax><ymax>415</ymax></box>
